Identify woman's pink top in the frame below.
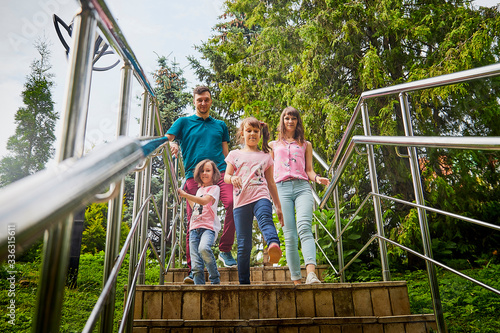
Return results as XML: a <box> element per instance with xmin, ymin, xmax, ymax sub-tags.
<box><xmin>271</xmin><ymin>140</ymin><xmax>308</xmax><ymax>183</ymax></box>
<box><xmin>225</xmin><ymin>149</ymin><xmax>273</xmax><ymax>209</ymax></box>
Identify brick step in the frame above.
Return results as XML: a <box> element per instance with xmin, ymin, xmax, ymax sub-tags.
<box><xmin>132</xmin><ymin>314</ymin><xmax>436</xmax><ymax>333</ymax></box>
<box><xmin>133</xmin><ymin>282</ymin><xmax>413</xmax><ymax>321</ymax></box>
<box><xmin>168</xmin><ymin>281</ymin><xmax>297</xmax><ymax>285</ymax></box>
<box><xmin>164</xmin><ymin>265</ymin><xmax>328</xmax><ymax>284</ymax></box>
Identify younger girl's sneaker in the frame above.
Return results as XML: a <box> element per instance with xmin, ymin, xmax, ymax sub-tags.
<box><xmin>268</xmin><ymin>243</ymin><xmax>282</xmax><ymax>264</ymax></box>
<box><xmin>305</xmin><ymin>272</ymin><xmax>321</xmax><ymax>284</ymax></box>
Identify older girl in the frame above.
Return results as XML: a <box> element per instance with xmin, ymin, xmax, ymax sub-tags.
<box><xmin>224</xmin><ymin>117</ymin><xmax>284</xmax><ymax>284</ymax></box>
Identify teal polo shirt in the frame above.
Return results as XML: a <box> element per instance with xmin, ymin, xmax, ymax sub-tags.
<box><xmin>167</xmin><ymin>114</ymin><xmax>230</xmax><ymax>179</ymax></box>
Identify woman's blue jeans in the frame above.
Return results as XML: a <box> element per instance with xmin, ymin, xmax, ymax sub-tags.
<box><xmin>189</xmin><ymin>228</ymin><xmax>220</xmax><ymax>285</ymax></box>
<box><xmin>233</xmin><ymin>198</ymin><xmax>280</xmax><ymax>284</ymax></box>
<box><xmin>276</xmin><ymin>179</ymin><xmax>316</xmax><ymax>281</ymax></box>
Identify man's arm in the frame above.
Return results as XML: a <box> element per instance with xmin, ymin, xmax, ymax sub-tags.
<box><xmin>166</xmin><ymin>134</ymin><xmax>179</xmax><ymax>157</ymax></box>
<box><xmin>222</xmin><ymin>142</ymin><xmax>229</xmax><ymax>157</ymax></box>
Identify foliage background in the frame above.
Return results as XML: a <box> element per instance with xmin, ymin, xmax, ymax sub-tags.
<box><xmin>188</xmin><ymin>0</ymin><xmax>500</xmax><ymax>271</ymax></box>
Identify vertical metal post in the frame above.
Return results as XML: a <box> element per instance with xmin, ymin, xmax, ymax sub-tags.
<box><xmin>99</xmin><ymin>64</ymin><xmax>133</xmax><ymax>333</ymax></box>
<box><xmin>170</xmin><ymin>169</ymin><xmax>178</xmax><ymax>269</ymax></box>
<box><xmin>333</xmin><ymin>188</ymin><xmax>345</xmax><ymax>282</ymax></box>
<box><xmin>138</xmin><ymin>100</ymin><xmax>155</xmax><ymax>284</ymax></box>
<box><xmin>125</xmin><ymin>91</ymin><xmax>149</xmax><ymax>333</ymax></box>
<box><xmin>178</xmin><ymin>198</ymin><xmax>185</xmax><ymax>267</ymax></box>
<box><xmin>32</xmin><ymin>7</ymin><xmax>96</xmax><ymax>333</ymax></box>
<box><xmin>360</xmin><ymin>101</ymin><xmax>391</xmax><ymax>281</ymax></box>
<box><xmin>160</xmin><ymin>162</ymin><xmax>170</xmax><ymax>285</ymax></box>
<box><xmin>399</xmin><ymin>92</ymin><xmax>447</xmax><ymax>333</ymax></box>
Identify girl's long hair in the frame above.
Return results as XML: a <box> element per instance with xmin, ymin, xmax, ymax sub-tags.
<box><xmin>237</xmin><ymin>117</ymin><xmax>271</xmax><ymax>153</ymax></box>
<box><xmin>193</xmin><ymin>159</ymin><xmax>221</xmax><ymax>186</ymax></box>
<box><xmin>277</xmin><ymin>106</ymin><xmax>305</xmax><ymax>145</ymax></box>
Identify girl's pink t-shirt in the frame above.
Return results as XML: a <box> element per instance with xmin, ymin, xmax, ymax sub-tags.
<box><xmin>189</xmin><ymin>185</ymin><xmax>221</xmax><ymax>236</ymax></box>
<box><xmin>271</xmin><ymin>140</ymin><xmax>309</xmax><ymax>183</ymax></box>
<box><xmin>225</xmin><ymin>150</ymin><xmax>273</xmax><ymax>209</ymax></box>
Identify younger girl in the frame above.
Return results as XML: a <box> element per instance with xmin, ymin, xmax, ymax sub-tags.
<box><xmin>178</xmin><ymin>159</ymin><xmax>221</xmax><ymax>285</ymax></box>
<box><xmin>224</xmin><ymin>117</ymin><xmax>284</xmax><ymax>284</ymax></box>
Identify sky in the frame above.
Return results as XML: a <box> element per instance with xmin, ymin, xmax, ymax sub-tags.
<box><xmin>0</xmin><ymin>0</ymin><xmax>226</xmax><ymax>158</ymax></box>
<box><xmin>0</xmin><ymin>0</ymin><xmax>499</xmax><ymax>160</ymax></box>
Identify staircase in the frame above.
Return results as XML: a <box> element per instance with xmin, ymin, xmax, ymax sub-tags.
<box><xmin>130</xmin><ymin>266</ymin><xmax>436</xmax><ymax>332</ymax></box>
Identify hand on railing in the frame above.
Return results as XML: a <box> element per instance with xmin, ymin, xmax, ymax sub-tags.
<box><xmin>316</xmin><ymin>176</ymin><xmax>330</xmax><ymax>186</ymax></box>
<box><xmin>177</xmin><ymin>188</ymin><xmax>188</xmax><ymax>198</ymax></box>
<box><xmin>169</xmin><ymin>141</ymin><xmax>179</xmax><ymax>157</ymax></box>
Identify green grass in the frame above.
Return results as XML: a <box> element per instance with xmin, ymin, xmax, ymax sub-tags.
<box><xmin>394</xmin><ymin>266</ymin><xmax>500</xmax><ymax>333</ymax></box>
<box><xmin>0</xmin><ymin>252</ymin><xmax>161</xmax><ymax>332</ymax></box>
<box><xmin>1</xmin><ymin>255</ymin><xmax>499</xmax><ymax>332</ymax></box>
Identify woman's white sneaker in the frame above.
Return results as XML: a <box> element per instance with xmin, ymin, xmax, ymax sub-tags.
<box><xmin>305</xmin><ymin>272</ymin><xmax>321</xmax><ymax>284</ymax></box>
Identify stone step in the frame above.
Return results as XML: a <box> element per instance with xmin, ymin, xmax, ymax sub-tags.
<box><xmin>133</xmin><ymin>282</ymin><xmax>413</xmax><ymax>321</ymax></box>
<box><xmin>164</xmin><ymin>265</ymin><xmax>328</xmax><ymax>284</ymax></box>
<box><xmin>132</xmin><ymin>314</ymin><xmax>437</xmax><ymax>332</ymax></box>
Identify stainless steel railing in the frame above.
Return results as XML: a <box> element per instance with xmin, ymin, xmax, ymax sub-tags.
<box><xmin>0</xmin><ymin>137</ymin><xmax>146</xmax><ymax>255</ymax></box>
<box><xmin>314</xmin><ymin>63</ymin><xmax>500</xmax><ymax>333</ymax></box>
<box><xmin>0</xmin><ymin>0</ymin><xmax>185</xmax><ymax>332</ymax></box>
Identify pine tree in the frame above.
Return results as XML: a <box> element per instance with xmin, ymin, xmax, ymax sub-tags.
<box><xmin>0</xmin><ymin>39</ymin><xmax>58</xmax><ymax>187</ymax></box>
<box><xmin>152</xmin><ymin>54</ymin><xmax>191</xmax><ymax>134</ymax></box>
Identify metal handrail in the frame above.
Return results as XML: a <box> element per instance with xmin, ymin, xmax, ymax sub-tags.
<box><xmin>81</xmin><ymin>0</ymin><xmax>155</xmax><ymax>97</ymax></box>
<box><xmin>0</xmin><ymin>137</ymin><xmax>144</xmax><ymax>258</ymax></box>
<box><xmin>0</xmin><ymin>1</ymin><xmax>186</xmax><ymax>332</ymax></box>
<box><xmin>379</xmin><ymin>236</ymin><xmax>500</xmax><ymax>296</ymax></box>
<box><xmin>337</xmin><ymin>235</ymin><xmax>378</xmax><ymax>276</ymax></box>
<box><xmin>361</xmin><ymin>63</ymin><xmax>500</xmax><ymax>99</ymax></box>
<box><xmin>375</xmin><ymin>192</ymin><xmax>500</xmax><ymax>232</ymax></box>
<box><xmin>81</xmin><ymin>192</ymin><xmax>153</xmax><ymax>333</ymax></box>
<box><xmin>118</xmin><ymin>238</ymin><xmax>150</xmax><ymax>333</ymax></box>
<box><xmin>352</xmin><ymin>135</ymin><xmax>500</xmax><ymax>150</ymax></box>
<box><xmin>329</xmin><ymin>63</ymin><xmax>500</xmax><ymax>174</ymax></box>
<box><xmin>315</xmin><ymin>238</ymin><xmax>338</xmax><ymax>275</ymax></box>
<box><xmin>317</xmin><ymin>62</ymin><xmax>500</xmax><ymax>333</ymax></box>
<box><xmin>321</xmin><ymin>134</ymin><xmax>500</xmax><ymax>209</ymax></box>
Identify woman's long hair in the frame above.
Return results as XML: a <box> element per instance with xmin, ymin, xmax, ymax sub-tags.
<box><xmin>237</xmin><ymin>117</ymin><xmax>271</xmax><ymax>153</ymax></box>
<box><xmin>277</xmin><ymin>106</ymin><xmax>305</xmax><ymax>145</ymax></box>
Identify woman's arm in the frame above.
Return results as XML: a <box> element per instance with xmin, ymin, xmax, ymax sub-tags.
<box><xmin>269</xmin><ymin>141</ymin><xmax>275</xmax><ymax>159</ymax></box>
<box><xmin>265</xmin><ymin>165</ymin><xmax>284</xmax><ymax>227</ymax></box>
<box><xmin>177</xmin><ymin>189</ymin><xmax>215</xmax><ymax>207</ymax></box>
<box><xmin>305</xmin><ymin>141</ymin><xmax>330</xmax><ymax>186</ymax></box>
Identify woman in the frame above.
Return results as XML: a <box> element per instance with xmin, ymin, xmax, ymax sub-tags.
<box><xmin>270</xmin><ymin>107</ymin><xmax>330</xmax><ymax>284</ymax></box>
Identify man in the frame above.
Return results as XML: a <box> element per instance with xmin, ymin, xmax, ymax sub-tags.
<box><xmin>167</xmin><ymin>86</ymin><xmax>236</xmax><ymax>283</ymax></box>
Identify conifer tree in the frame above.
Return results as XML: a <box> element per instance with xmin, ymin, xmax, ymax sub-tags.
<box><xmin>0</xmin><ymin>39</ymin><xmax>58</xmax><ymax>187</ymax></box>
<box><xmin>153</xmin><ymin>54</ymin><xmax>191</xmax><ymax>134</ymax></box>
